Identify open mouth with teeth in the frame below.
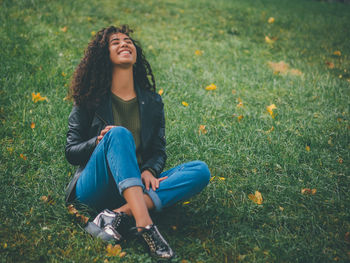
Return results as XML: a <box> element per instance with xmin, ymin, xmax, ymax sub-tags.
<box><xmin>118</xmin><ymin>50</ymin><xmax>132</xmax><ymax>55</ymax></box>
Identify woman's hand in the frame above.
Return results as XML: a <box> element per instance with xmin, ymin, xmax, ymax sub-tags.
<box><xmin>141</xmin><ymin>170</ymin><xmax>168</xmax><ymax>191</ymax></box>
<box><xmin>96</xmin><ymin>125</ymin><xmax>117</xmax><ymax>144</ymax></box>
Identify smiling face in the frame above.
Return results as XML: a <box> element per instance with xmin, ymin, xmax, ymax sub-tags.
<box><xmin>108</xmin><ymin>33</ymin><xmax>137</xmax><ymax>67</ymax></box>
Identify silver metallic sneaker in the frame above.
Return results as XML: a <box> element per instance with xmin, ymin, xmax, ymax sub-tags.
<box><xmin>84</xmin><ymin>209</ymin><xmax>132</xmax><ymax>242</ymax></box>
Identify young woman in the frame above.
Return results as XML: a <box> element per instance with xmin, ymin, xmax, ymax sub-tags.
<box><xmin>65</xmin><ymin>25</ymin><xmax>210</xmax><ymax>260</ymax></box>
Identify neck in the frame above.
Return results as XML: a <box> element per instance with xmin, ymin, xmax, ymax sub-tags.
<box><xmin>111</xmin><ymin>66</ymin><xmax>136</xmax><ymax>99</ymax></box>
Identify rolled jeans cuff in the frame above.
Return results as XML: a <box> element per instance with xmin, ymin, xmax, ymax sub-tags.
<box><xmin>118</xmin><ymin>177</ymin><xmax>144</xmax><ymax>195</ymax></box>
<box><xmin>144</xmin><ymin>189</ymin><xmax>162</xmax><ymax>212</ymax></box>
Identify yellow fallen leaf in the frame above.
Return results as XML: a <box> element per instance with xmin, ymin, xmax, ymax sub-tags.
<box><xmin>20</xmin><ymin>153</ymin><xmax>27</xmax><ymax>160</ymax></box>
<box><xmin>67</xmin><ymin>204</ymin><xmax>78</xmax><ymax>215</ymax></box>
<box><xmin>268</xmin><ymin>61</ymin><xmax>289</xmax><ymax>74</ymax></box>
<box><xmin>326</xmin><ymin>61</ymin><xmax>335</xmax><ymax>69</ymax></box>
<box><xmin>198</xmin><ymin>124</ymin><xmax>207</xmax><ymax>135</ymax></box>
<box><xmin>218</xmin><ymin>177</ymin><xmax>226</xmax><ymax>180</ymax></box>
<box><xmin>248</xmin><ymin>191</ymin><xmax>263</xmax><ymax>205</ymax></box>
<box><xmin>61</xmin><ymin>72</ymin><xmax>67</xmax><ymax>77</ymax></box>
<box><xmin>32</xmin><ymin>92</ymin><xmax>48</xmax><ymax>103</ymax></box>
<box><xmin>106</xmin><ymin>244</ymin><xmax>121</xmax><ymax>257</ymax></box>
<box><xmin>266</xmin><ymin>104</ymin><xmax>277</xmax><ymax>118</ymax></box>
<box><xmin>41</xmin><ymin>195</ymin><xmax>55</xmax><ymax>205</ymax></box>
<box><xmin>3</xmin><ymin>243</ymin><xmax>7</xmax><ymax>249</ymax></box>
<box><xmin>279</xmin><ymin>206</ymin><xmax>284</xmax><ymax>211</ymax></box>
<box><xmin>30</xmin><ymin>122</ymin><xmax>35</xmax><ymax>129</ymax></box>
<box><xmin>60</xmin><ymin>26</ymin><xmax>68</xmax><ymax>33</ymax></box>
<box><xmin>7</xmin><ymin>147</ymin><xmax>13</xmax><ymax>154</ymax></box>
<box><xmin>265</xmin><ymin>36</ymin><xmax>276</xmax><ymax>44</ymax></box>
<box><xmin>205</xmin><ymin>83</ymin><xmax>217</xmax><ymax>91</ymax></box>
<box><xmin>305</xmin><ymin>145</ymin><xmax>310</xmax><ymax>152</ymax></box>
<box><xmin>40</xmin><ymin>196</ymin><xmax>48</xmax><ymax>202</ymax></box>
<box><xmin>333</xmin><ymin>50</ymin><xmax>341</xmax><ymax>56</ymax></box>
<box><xmin>183</xmin><ymin>201</ymin><xmax>190</xmax><ymax>205</ymax></box>
<box><xmin>301</xmin><ymin>188</ymin><xmax>317</xmax><ymax>195</ymax></box>
<box><xmin>171</xmin><ymin>225</ymin><xmax>177</xmax><ymax>230</ymax></box>
<box><xmin>119</xmin><ymin>251</ymin><xmax>126</xmax><ymax>258</ymax></box>
<box><xmin>266</xmin><ymin>126</ymin><xmax>274</xmax><ymax>133</ymax></box>
<box><xmin>237</xmin><ymin>115</ymin><xmax>244</xmax><ymax>121</ymax></box>
<box><xmin>268</xmin><ymin>17</ymin><xmax>275</xmax><ymax>24</ymax></box>
<box><xmin>76</xmin><ymin>213</ymin><xmax>89</xmax><ymax>224</ymax></box>
<box><xmin>195</xmin><ymin>50</ymin><xmax>203</xmax><ymax>56</ymax></box>
<box><xmin>91</xmin><ymin>31</ymin><xmax>96</xmax><ymax>37</ymax></box>
<box><xmin>158</xmin><ymin>89</ymin><xmax>164</xmax><ymax>96</ymax></box>
<box><xmin>289</xmin><ymin>68</ymin><xmax>303</xmax><ymax>76</ymax></box>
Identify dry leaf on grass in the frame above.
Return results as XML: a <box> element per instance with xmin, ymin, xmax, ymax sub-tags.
<box><xmin>268</xmin><ymin>17</ymin><xmax>275</xmax><ymax>24</ymax></box>
<box><xmin>301</xmin><ymin>188</ymin><xmax>317</xmax><ymax>195</ymax></box>
<box><xmin>205</xmin><ymin>83</ymin><xmax>217</xmax><ymax>91</ymax></box>
<box><xmin>198</xmin><ymin>125</ymin><xmax>207</xmax><ymax>135</ymax></box>
<box><xmin>325</xmin><ymin>61</ymin><xmax>335</xmax><ymax>69</ymax></box>
<box><xmin>268</xmin><ymin>61</ymin><xmax>302</xmax><ymax>76</ymax></box>
<box><xmin>248</xmin><ymin>191</ymin><xmax>263</xmax><ymax>205</ymax></box>
<box><xmin>106</xmin><ymin>244</ymin><xmax>122</xmax><ymax>257</ymax></box>
<box><xmin>32</xmin><ymin>92</ymin><xmax>48</xmax><ymax>103</ymax></box>
<box><xmin>266</xmin><ymin>104</ymin><xmax>277</xmax><ymax>119</ymax></box>
<box><xmin>265</xmin><ymin>36</ymin><xmax>277</xmax><ymax>44</ymax></box>
<box><xmin>67</xmin><ymin>204</ymin><xmax>89</xmax><ymax>223</ymax></box>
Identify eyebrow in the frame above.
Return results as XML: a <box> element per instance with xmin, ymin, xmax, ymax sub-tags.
<box><xmin>110</xmin><ymin>37</ymin><xmax>131</xmax><ymax>42</ymax></box>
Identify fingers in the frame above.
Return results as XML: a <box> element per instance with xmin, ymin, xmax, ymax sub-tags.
<box><xmin>141</xmin><ymin>171</ymin><xmax>167</xmax><ymax>191</ymax></box>
<box><xmin>98</xmin><ymin>126</ymin><xmax>117</xmax><ymax>142</ymax></box>
<box><xmin>101</xmin><ymin>126</ymin><xmax>115</xmax><ymax>136</ymax></box>
<box><xmin>158</xmin><ymin>176</ymin><xmax>168</xmax><ymax>182</ymax></box>
<box><xmin>151</xmin><ymin>177</ymin><xmax>157</xmax><ymax>191</ymax></box>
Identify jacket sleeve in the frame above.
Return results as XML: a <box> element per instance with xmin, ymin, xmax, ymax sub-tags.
<box><xmin>65</xmin><ymin>105</ymin><xmax>97</xmax><ymax>166</ymax></box>
<box><xmin>140</xmin><ymin>99</ymin><xmax>167</xmax><ymax>177</ymax></box>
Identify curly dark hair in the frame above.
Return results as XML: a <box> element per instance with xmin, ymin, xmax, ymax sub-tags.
<box><xmin>69</xmin><ymin>25</ymin><xmax>156</xmax><ymax>109</ymax></box>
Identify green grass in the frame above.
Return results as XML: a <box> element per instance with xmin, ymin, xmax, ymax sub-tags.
<box><xmin>1</xmin><ymin>0</ymin><xmax>349</xmax><ymax>262</ymax></box>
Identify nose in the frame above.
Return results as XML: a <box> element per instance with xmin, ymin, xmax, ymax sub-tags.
<box><xmin>120</xmin><ymin>40</ymin><xmax>129</xmax><ymax>47</ymax></box>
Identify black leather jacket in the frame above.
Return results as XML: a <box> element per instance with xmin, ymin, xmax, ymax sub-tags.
<box><xmin>64</xmin><ymin>85</ymin><xmax>167</xmax><ymax>203</ymax></box>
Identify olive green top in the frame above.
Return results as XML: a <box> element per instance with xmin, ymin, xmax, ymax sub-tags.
<box><xmin>111</xmin><ymin>93</ymin><xmax>142</xmax><ymax>165</ymax></box>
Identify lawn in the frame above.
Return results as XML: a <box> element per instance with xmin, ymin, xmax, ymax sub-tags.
<box><xmin>0</xmin><ymin>0</ymin><xmax>349</xmax><ymax>262</ymax></box>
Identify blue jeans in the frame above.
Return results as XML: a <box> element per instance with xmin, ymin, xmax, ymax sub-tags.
<box><xmin>75</xmin><ymin>127</ymin><xmax>211</xmax><ymax>212</ymax></box>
